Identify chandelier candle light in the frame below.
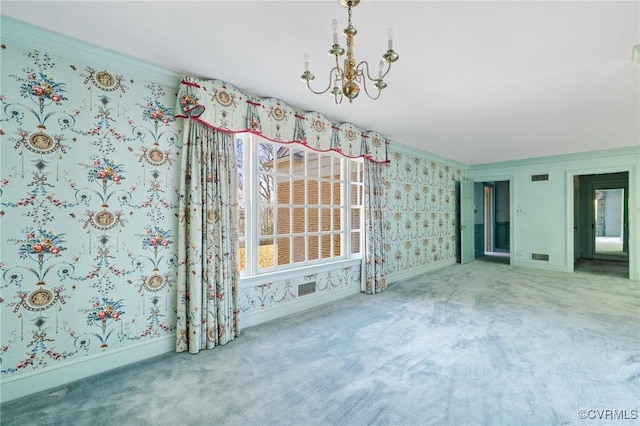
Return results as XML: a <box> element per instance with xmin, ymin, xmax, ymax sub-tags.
<box><xmin>300</xmin><ymin>0</ymin><xmax>399</xmax><ymax>104</ymax></box>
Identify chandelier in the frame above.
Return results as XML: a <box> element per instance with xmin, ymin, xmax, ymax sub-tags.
<box><xmin>300</xmin><ymin>0</ymin><xmax>399</xmax><ymax>104</ymax></box>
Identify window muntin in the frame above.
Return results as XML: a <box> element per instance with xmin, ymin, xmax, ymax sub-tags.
<box><xmin>237</xmin><ymin>133</ymin><xmax>363</xmax><ymax>276</ymax></box>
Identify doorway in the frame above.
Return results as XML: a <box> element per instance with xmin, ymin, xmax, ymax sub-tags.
<box><xmin>476</xmin><ymin>180</ymin><xmax>510</xmax><ymax>264</ymax></box>
<box><xmin>574</xmin><ymin>172</ymin><xmax>629</xmax><ymax>278</ymax></box>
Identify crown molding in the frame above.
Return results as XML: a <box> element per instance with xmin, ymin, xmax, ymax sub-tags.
<box><xmin>469</xmin><ymin>145</ymin><xmax>640</xmax><ymax>171</ymax></box>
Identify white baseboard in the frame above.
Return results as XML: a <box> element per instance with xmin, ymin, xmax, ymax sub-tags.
<box><xmin>387</xmin><ymin>257</ymin><xmax>457</xmax><ymax>284</ymax></box>
<box><xmin>241</xmin><ymin>283</ymin><xmax>361</xmax><ymax>329</ymax></box>
<box><xmin>512</xmin><ymin>260</ymin><xmax>570</xmax><ymax>273</ymax></box>
<box><xmin>0</xmin><ymin>334</ymin><xmax>175</xmax><ymax>404</ymax></box>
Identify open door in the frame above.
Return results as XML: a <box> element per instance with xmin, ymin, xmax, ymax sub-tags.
<box><xmin>460</xmin><ymin>180</ymin><xmax>475</xmax><ymax>264</ymax></box>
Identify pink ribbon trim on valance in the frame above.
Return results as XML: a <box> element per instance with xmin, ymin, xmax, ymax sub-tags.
<box><xmin>174</xmin><ymin>77</ymin><xmax>390</xmax><ymax>163</ymax></box>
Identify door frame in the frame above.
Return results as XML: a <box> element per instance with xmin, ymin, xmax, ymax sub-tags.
<box><xmin>566</xmin><ymin>166</ymin><xmax>636</xmax><ymax>279</ymax></box>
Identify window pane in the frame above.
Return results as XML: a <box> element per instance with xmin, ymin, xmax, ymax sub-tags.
<box><xmin>308</xmin><ymin>235</ymin><xmax>319</xmax><ymax>261</ymax></box>
<box><xmin>308</xmin><ymin>207</ymin><xmax>319</xmax><ymax>232</ymax></box>
<box><xmin>351</xmin><ymin>232</ymin><xmax>360</xmax><ymax>254</ymax></box>
<box><xmin>259</xmin><ymin>206</ymin><xmax>274</xmax><ymax>236</ymax></box>
<box><xmin>276</xmin><ymin>146</ymin><xmax>290</xmax><ymax>174</ymax></box>
<box><xmin>277</xmin><ymin>207</ymin><xmax>290</xmax><ymax>234</ymax></box>
<box><xmin>321</xmin><ymin>235</ymin><xmax>331</xmax><ymax>258</ymax></box>
<box><xmin>320</xmin><ymin>155</ymin><xmax>332</xmax><ymax>178</ymax></box>
<box><xmin>350</xmin><ymin>207</ymin><xmax>360</xmax><ymax>229</ymax></box>
<box><xmin>350</xmin><ymin>184</ymin><xmax>360</xmax><ymax>205</ymax></box>
<box><xmin>320</xmin><ymin>208</ymin><xmax>331</xmax><ymax>231</ymax></box>
<box><xmin>307</xmin><ymin>152</ymin><xmax>319</xmax><ymax>178</ymax></box>
<box><xmin>332</xmin><ymin>182</ymin><xmax>341</xmax><ymax>205</ymax></box>
<box><xmin>258</xmin><ymin>174</ymin><xmax>275</xmax><ymax>205</ymax></box>
<box><xmin>292</xmin><ymin>148</ymin><xmax>306</xmax><ymax>170</ymax></box>
<box><xmin>292</xmin><ymin>179</ymin><xmax>304</xmax><ymax>203</ymax></box>
<box><xmin>332</xmin><ymin>157</ymin><xmax>341</xmax><ymax>178</ymax></box>
<box><xmin>320</xmin><ymin>181</ymin><xmax>332</xmax><ymax>205</ymax></box>
<box><xmin>333</xmin><ymin>234</ymin><xmax>341</xmax><ymax>256</ymax></box>
<box><xmin>333</xmin><ymin>208</ymin><xmax>341</xmax><ymax>229</ymax></box>
<box><xmin>259</xmin><ymin>142</ymin><xmax>274</xmax><ymax>172</ymax></box>
<box><xmin>308</xmin><ymin>180</ymin><xmax>319</xmax><ymax>204</ymax></box>
<box><xmin>293</xmin><ymin>207</ymin><xmax>305</xmax><ymax>233</ymax></box>
<box><xmin>274</xmin><ymin>175</ymin><xmax>289</xmax><ymax>205</ymax></box>
<box><xmin>349</xmin><ymin>160</ymin><xmax>359</xmax><ymax>178</ymax></box>
<box><xmin>276</xmin><ymin>237</ymin><xmax>290</xmax><ymax>265</ymax></box>
<box><xmin>258</xmin><ymin>239</ymin><xmax>275</xmax><ymax>269</ymax></box>
<box><xmin>293</xmin><ymin>236</ymin><xmax>305</xmax><ymax>263</ymax></box>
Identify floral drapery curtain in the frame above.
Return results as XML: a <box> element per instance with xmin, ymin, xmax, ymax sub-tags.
<box><xmin>175</xmin><ymin>119</ymin><xmax>240</xmax><ymax>353</ymax></box>
<box><xmin>362</xmin><ymin>158</ymin><xmax>388</xmax><ymax>294</ymax></box>
<box><xmin>174</xmin><ymin>75</ymin><xmax>391</xmax><ymax>352</ymax></box>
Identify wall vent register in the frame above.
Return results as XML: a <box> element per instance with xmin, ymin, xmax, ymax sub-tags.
<box><xmin>531</xmin><ymin>174</ymin><xmax>549</xmax><ymax>182</ymax></box>
<box><xmin>298</xmin><ymin>281</ymin><xmax>317</xmax><ymax>297</ymax></box>
<box><xmin>531</xmin><ymin>253</ymin><xmax>550</xmax><ymax>261</ymax></box>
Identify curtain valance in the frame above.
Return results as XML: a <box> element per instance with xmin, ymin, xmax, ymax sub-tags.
<box><xmin>175</xmin><ymin>76</ymin><xmax>389</xmax><ymax>163</ymax></box>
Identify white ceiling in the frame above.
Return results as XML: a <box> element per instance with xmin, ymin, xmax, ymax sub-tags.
<box><xmin>2</xmin><ymin>0</ymin><xmax>639</xmax><ymax>165</ymax></box>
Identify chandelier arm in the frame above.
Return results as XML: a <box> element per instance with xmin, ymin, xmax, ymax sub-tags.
<box><xmin>356</xmin><ymin>59</ymin><xmax>393</xmax><ymax>83</ymax></box>
<box><xmin>305</xmin><ymin>66</ymin><xmax>343</xmax><ymax>95</ymax></box>
<box><xmin>356</xmin><ymin>61</ymin><xmax>385</xmax><ymax>100</ymax></box>
<box><xmin>361</xmin><ymin>77</ymin><xmax>383</xmax><ymax>101</ymax></box>
<box><xmin>355</xmin><ymin>60</ymin><xmax>378</xmax><ymax>83</ymax></box>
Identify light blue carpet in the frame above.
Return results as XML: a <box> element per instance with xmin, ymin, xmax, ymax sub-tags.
<box><xmin>2</xmin><ymin>260</ymin><xmax>639</xmax><ymax>425</ymax></box>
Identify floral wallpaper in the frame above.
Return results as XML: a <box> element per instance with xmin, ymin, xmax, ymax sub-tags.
<box><xmin>383</xmin><ymin>150</ymin><xmax>465</xmax><ymax>275</ymax></box>
<box><xmin>0</xmin><ymin>42</ymin><xmax>181</xmax><ymax>379</ymax></box>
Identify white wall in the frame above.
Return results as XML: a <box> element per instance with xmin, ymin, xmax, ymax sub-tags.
<box><xmin>603</xmin><ymin>189</ymin><xmax>623</xmax><ymax>237</ymax></box>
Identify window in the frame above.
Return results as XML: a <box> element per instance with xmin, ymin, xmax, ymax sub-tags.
<box><xmin>237</xmin><ymin>133</ymin><xmax>363</xmax><ymax>277</ymax></box>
